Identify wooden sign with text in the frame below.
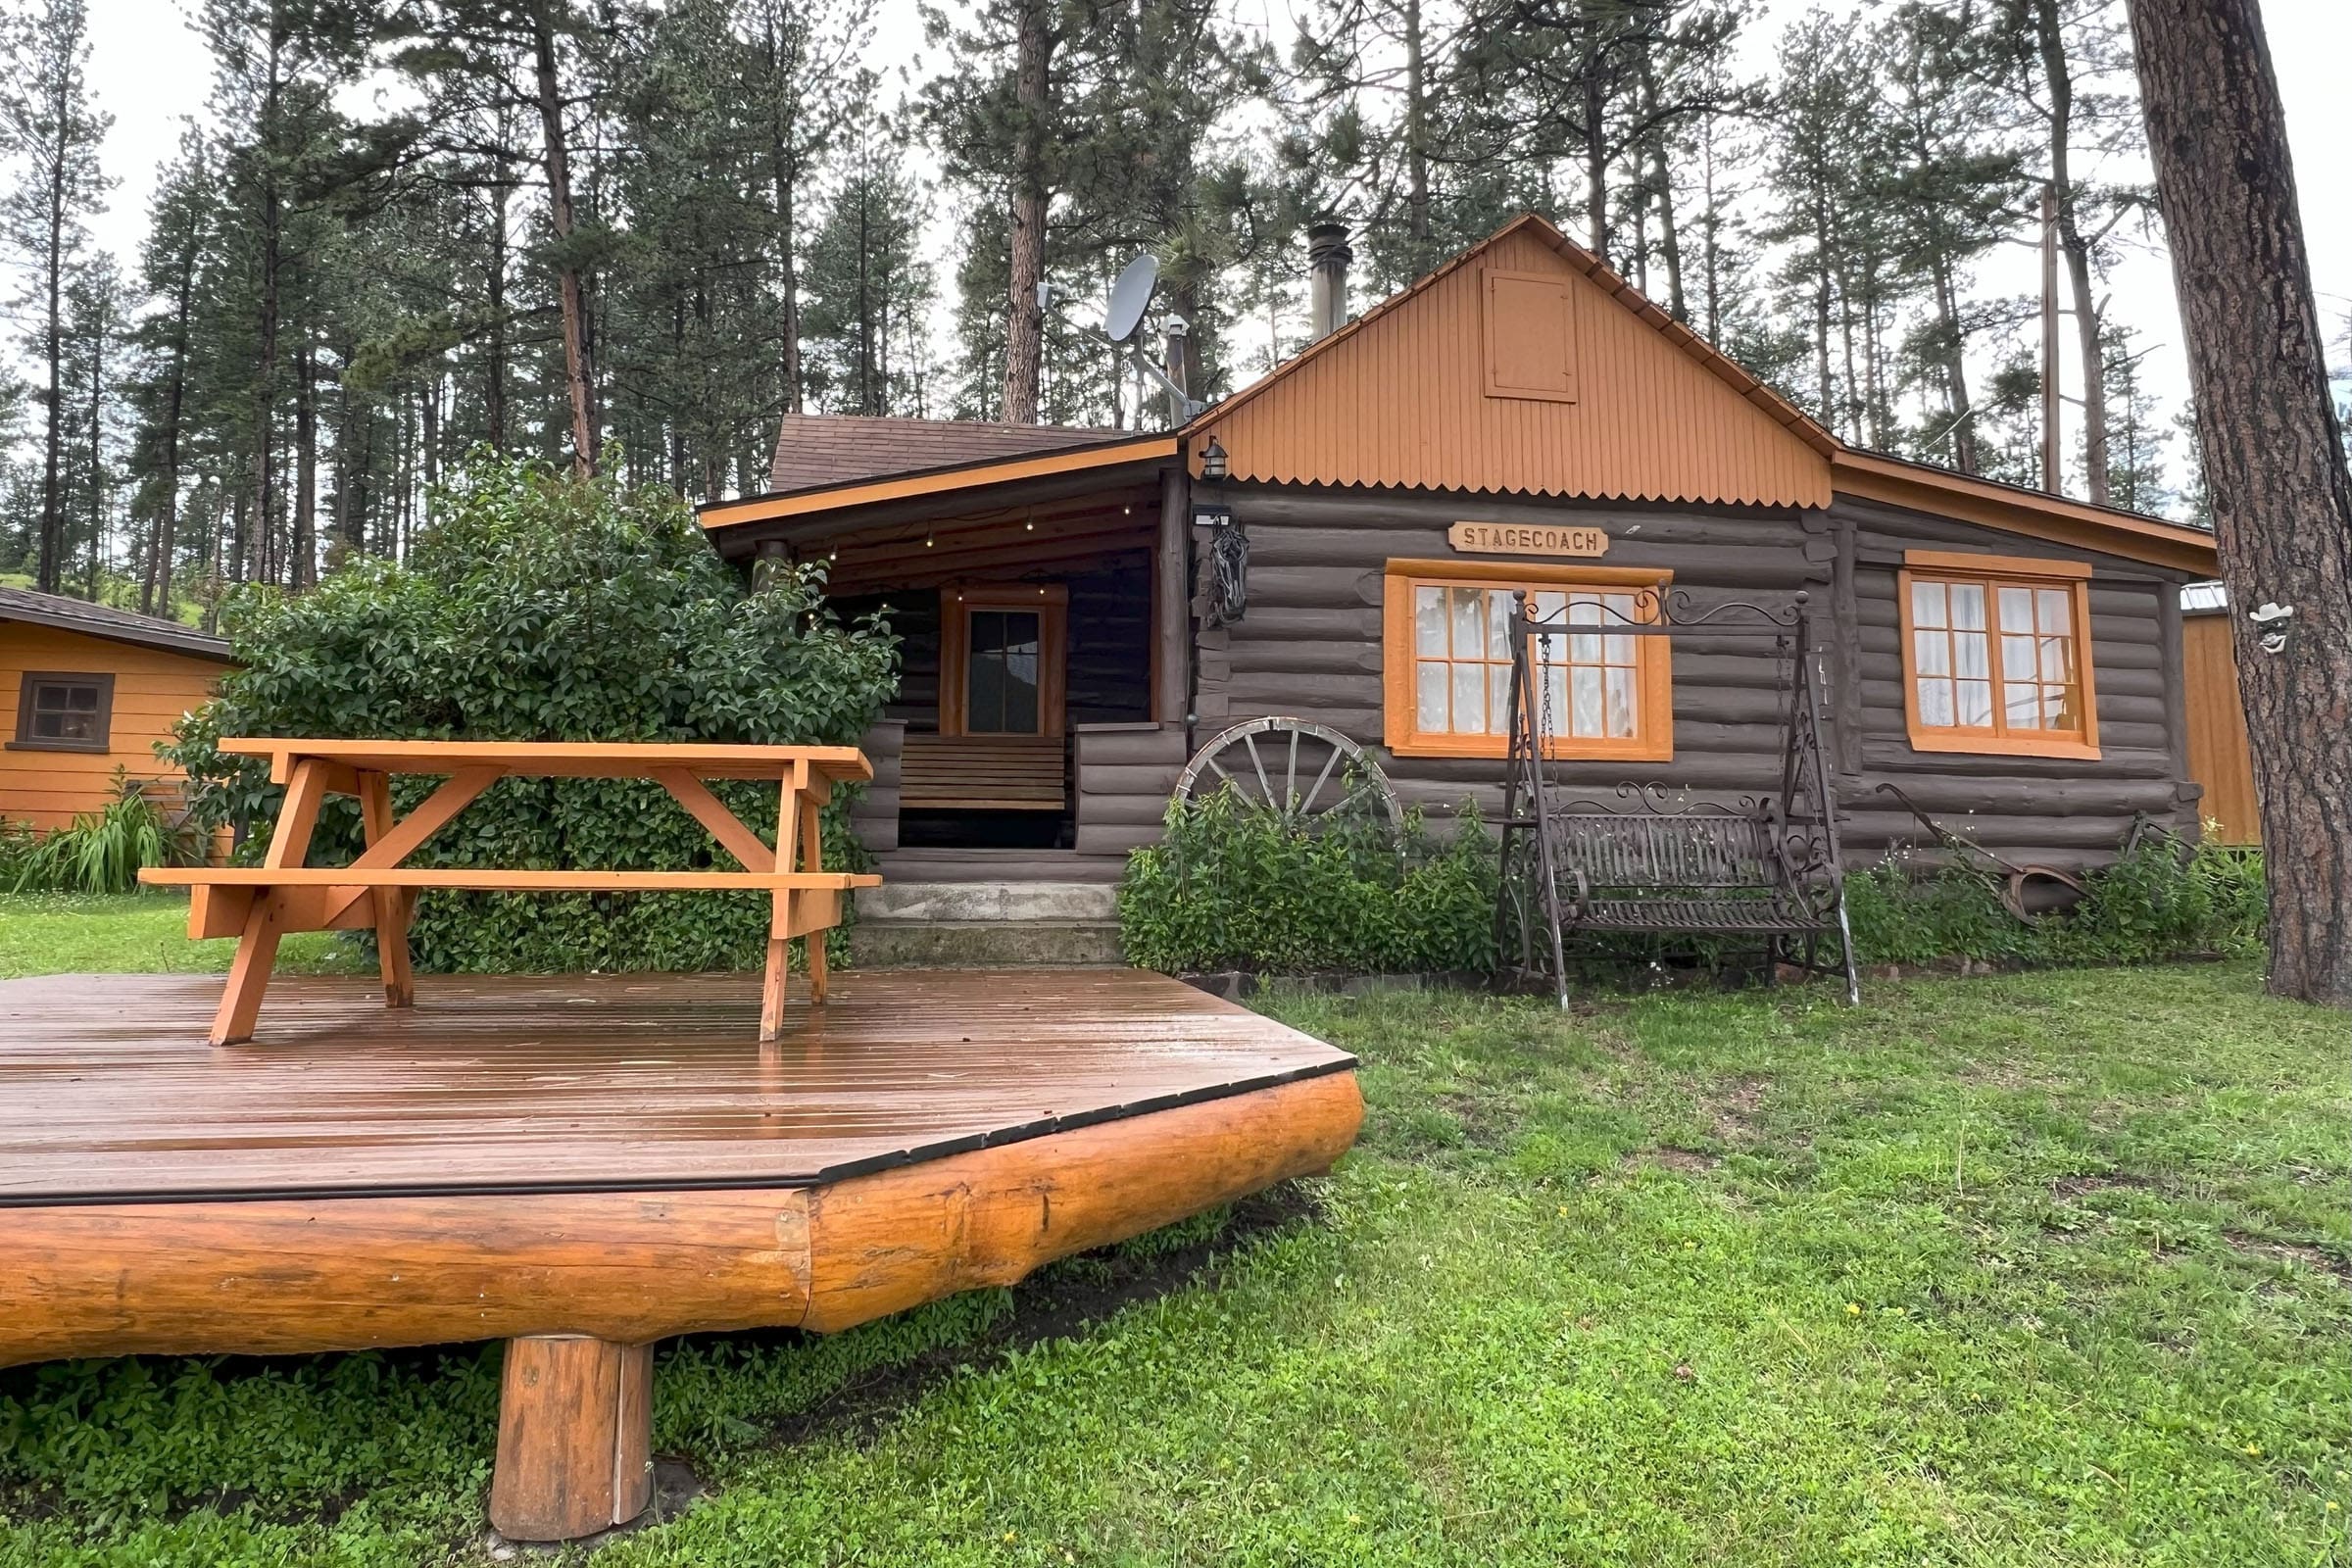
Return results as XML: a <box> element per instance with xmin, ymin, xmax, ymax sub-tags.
<box><xmin>1446</xmin><ymin>520</ymin><xmax>1609</xmax><ymax>559</ymax></box>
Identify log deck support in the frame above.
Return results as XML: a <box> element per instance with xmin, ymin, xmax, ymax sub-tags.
<box><xmin>489</xmin><ymin>1335</ymin><xmax>655</xmax><ymax>1543</ymax></box>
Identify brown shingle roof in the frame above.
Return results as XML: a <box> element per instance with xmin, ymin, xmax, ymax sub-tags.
<box><xmin>0</xmin><ymin>585</ymin><xmax>230</xmax><ymax>661</ymax></box>
<box><xmin>768</xmin><ymin>413</ymin><xmax>1129</xmax><ymax>495</ymax></box>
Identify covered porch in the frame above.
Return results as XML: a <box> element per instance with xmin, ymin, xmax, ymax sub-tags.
<box><xmin>700</xmin><ymin>422</ymin><xmax>1200</xmax><ymax>874</ymax></box>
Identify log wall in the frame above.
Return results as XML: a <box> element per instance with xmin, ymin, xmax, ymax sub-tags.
<box><xmin>1832</xmin><ymin>494</ymin><xmax>2201</xmax><ymax>866</ymax></box>
<box><xmin>1187</xmin><ymin>482</ymin><xmax>2198</xmax><ymax>870</ymax></box>
<box><xmin>1073</xmin><ymin>720</ymin><xmax>1186</xmax><ymax>857</ymax></box>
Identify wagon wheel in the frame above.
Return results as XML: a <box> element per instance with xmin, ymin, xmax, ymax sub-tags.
<box><xmin>1174</xmin><ymin>717</ymin><xmax>1402</xmax><ymax>830</ymax></box>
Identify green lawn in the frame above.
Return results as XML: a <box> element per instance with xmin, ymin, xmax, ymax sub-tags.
<box><xmin>0</xmin><ymin>892</ymin><xmax>367</xmax><ymax>980</ymax></box>
<box><xmin>0</xmin><ymin>921</ymin><xmax>2345</xmax><ymax>1564</ymax></box>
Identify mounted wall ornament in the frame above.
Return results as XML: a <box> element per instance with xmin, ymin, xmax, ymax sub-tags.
<box><xmin>1201</xmin><ymin>510</ymin><xmax>1249</xmax><ymax>627</ymax></box>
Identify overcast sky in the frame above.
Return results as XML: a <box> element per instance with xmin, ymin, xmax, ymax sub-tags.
<box><xmin>83</xmin><ymin>0</ymin><xmax>2352</xmax><ymax>514</ymax></box>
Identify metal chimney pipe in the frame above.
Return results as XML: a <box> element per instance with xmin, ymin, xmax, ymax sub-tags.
<box><xmin>1162</xmin><ymin>315</ymin><xmax>1191</xmax><ymax>427</ymax></box>
<box><xmin>1306</xmin><ymin>221</ymin><xmax>1352</xmax><ymax>342</ymax></box>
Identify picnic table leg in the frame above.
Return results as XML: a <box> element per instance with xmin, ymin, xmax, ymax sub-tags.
<box><xmin>211</xmin><ymin>759</ymin><xmax>330</xmax><ymax>1047</ymax></box>
<box><xmin>759</xmin><ymin>768</ymin><xmax>805</xmax><ymax>1043</ymax></box>
<box><xmin>798</xmin><ymin>793</ymin><xmax>828</xmax><ymax>1004</ymax></box>
<box><xmin>357</xmin><ymin>770</ymin><xmax>416</xmax><ymax>1009</ymax></box>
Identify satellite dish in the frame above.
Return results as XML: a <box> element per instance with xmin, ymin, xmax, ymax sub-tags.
<box><xmin>1104</xmin><ymin>253</ymin><xmax>1158</xmax><ymax>345</ymax></box>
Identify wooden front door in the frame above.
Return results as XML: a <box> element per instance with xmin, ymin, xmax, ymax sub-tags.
<box><xmin>940</xmin><ymin>585</ymin><xmax>1067</xmax><ymax>739</ymax></box>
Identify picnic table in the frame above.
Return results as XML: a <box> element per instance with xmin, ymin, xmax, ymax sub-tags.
<box><xmin>140</xmin><ymin>740</ymin><xmax>878</xmax><ymax>1047</ymax></box>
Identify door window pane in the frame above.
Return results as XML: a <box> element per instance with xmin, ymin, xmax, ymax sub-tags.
<box><xmin>965</xmin><ymin>609</ymin><xmax>1042</xmax><ymax>733</ymax></box>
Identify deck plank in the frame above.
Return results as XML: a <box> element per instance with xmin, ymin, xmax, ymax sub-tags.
<box><xmin>0</xmin><ymin>968</ymin><xmax>1353</xmax><ymax>1204</ymax></box>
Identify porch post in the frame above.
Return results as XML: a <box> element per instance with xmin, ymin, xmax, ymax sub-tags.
<box><xmin>1154</xmin><ymin>458</ymin><xmax>1190</xmax><ymax>726</ymax></box>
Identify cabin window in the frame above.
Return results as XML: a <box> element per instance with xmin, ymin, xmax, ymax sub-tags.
<box><xmin>1898</xmin><ymin>551</ymin><xmax>2099</xmax><ymax>759</ymax></box>
<box><xmin>1381</xmin><ymin>562</ymin><xmax>1671</xmax><ymax>760</ymax></box>
<box><xmin>11</xmin><ymin>671</ymin><xmax>114</xmax><ymax>753</ymax></box>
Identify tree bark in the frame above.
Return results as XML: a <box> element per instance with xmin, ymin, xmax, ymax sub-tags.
<box><xmin>2127</xmin><ymin>0</ymin><xmax>2352</xmax><ymax>1004</ymax></box>
<box><xmin>1000</xmin><ymin>0</ymin><xmax>1054</xmax><ymax>424</ymax></box>
<box><xmin>532</xmin><ymin>3</ymin><xmax>596</xmax><ymax>474</ymax></box>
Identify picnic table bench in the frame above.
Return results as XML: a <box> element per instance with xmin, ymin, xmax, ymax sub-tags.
<box><xmin>140</xmin><ymin>739</ymin><xmax>878</xmax><ymax>1046</ymax></box>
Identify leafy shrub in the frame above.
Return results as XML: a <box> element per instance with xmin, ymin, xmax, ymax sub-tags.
<box><xmin>6</xmin><ymin>773</ymin><xmax>201</xmax><ymax>895</ymax></box>
<box><xmin>1118</xmin><ymin>785</ymin><xmax>1497</xmax><ymax>974</ymax></box>
<box><xmin>161</xmin><ymin>453</ymin><xmax>899</xmax><ymax>973</ymax></box>
<box><xmin>1846</xmin><ymin>831</ymin><xmax>2265</xmax><ymax>968</ymax></box>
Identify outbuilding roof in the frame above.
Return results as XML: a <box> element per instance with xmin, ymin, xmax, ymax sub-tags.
<box><xmin>0</xmin><ymin>585</ymin><xmax>230</xmax><ymax>661</ymax></box>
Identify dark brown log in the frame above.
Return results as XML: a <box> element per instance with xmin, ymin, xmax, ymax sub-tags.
<box><xmin>2127</xmin><ymin>0</ymin><xmax>2352</xmax><ymax>1002</ymax></box>
<box><xmin>490</xmin><ymin>1335</ymin><xmax>655</xmax><ymax>1542</ymax></box>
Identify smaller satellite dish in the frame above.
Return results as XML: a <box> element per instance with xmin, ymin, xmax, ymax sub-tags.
<box><xmin>1104</xmin><ymin>253</ymin><xmax>1158</xmax><ymax>345</ymax></box>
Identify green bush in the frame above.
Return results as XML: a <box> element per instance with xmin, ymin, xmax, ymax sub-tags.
<box><xmin>1118</xmin><ymin>786</ymin><xmax>1497</xmax><ymax>974</ymax></box>
<box><xmin>5</xmin><ymin>774</ymin><xmax>201</xmax><ymax>895</ymax></box>
<box><xmin>1845</xmin><ymin>832</ymin><xmax>2265</xmax><ymax>968</ymax></box>
<box><xmin>161</xmin><ymin>453</ymin><xmax>899</xmax><ymax>974</ymax></box>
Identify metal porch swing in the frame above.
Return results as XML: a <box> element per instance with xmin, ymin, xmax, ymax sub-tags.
<box><xmin>1494</xmin><ymin>586</ymin><xmax>1860</xmax><ymax>1006</ymax></box>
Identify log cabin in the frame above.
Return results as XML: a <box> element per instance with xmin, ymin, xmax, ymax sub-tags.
<box><xmin>699</xmin><ymin>215</ymin><xmax>2223</xmax><ymax>955</ymax></box>
<box><xmin>0</xmin><ymin>586</ymin><xmax>231</xmax><ymax>831</ymax></box>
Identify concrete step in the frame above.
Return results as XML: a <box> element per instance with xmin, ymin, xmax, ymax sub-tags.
<box><xmin>852</xmin><ymin>918</ymin><xmax>1124</xmax><ymax>969</ymax></box>
<box><xmin>857</xmin><ymin>880</ymin><xmax>1117</xmax><ymax>923</ymax></box>
<box><xmin>869</xmin><ymin>849</ymin><xmax>1127</xmax><ymax>884</ymax></box>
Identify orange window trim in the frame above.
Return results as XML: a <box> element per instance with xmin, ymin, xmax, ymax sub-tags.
<box><xmin>1897</xmin><ymin>553</ymin><xmax>2101</xmax><ymax>760</ymax></box>
<box><xmin>939</xmin><ymin>583</ymin><xmax>1068</xmax><ymax>739</ymax></box>
<box><xmin>1382</xmin><ymin>562</ymin><xmax>1673</xmax><ymax>761</ymax></box>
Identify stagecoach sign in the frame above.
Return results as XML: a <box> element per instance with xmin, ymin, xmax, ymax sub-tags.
<box><xmin>1447</xmin><ymin>520</ymin><xmax>1609</xmax><ymax>558</ymax></box>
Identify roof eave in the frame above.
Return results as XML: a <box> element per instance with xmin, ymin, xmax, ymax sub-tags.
<box><xmin>1831</xmin><ymin>449</ymin><xmax>2219</xmax><ymax>574</ymax></box>
<box><xmin>700</xmin><ymin>433</ymin><xmax>1181</xmax><ymax>538</ymax></box>
<box><xmin>0</xmin><ymin>603</ymin><xmax>231</xmax><ymax>662</ymax></box>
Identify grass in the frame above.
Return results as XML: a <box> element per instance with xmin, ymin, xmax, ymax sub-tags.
<box><xmin>0</xmin><ymin>892</ymin><xmax>368</xmax><ymax>980</ymax></box>
<box><xmin>0</xmin><ymin>940</ymin><xmax>2344</xmax><ymax>1564</ymax></box>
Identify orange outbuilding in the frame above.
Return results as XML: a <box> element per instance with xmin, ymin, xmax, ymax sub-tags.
<box><xmin>0</xmin><ymin>586</ymin><xmax>232</xmax><ymax>831</ymax></box>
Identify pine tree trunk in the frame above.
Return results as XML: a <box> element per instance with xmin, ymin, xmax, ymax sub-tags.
<box><xmin>293</xmin><ymin>343</ymin><xmax>316</xmax><ymax>589</ymax></box>
<box><xmin>2034</xmin><ymin>0</ymin><xmax>2112</xmax><ymax>504</ymax></box>
<box><xmin>766</xmin><ymin>17</ymin><xmax>804</xmax><ymax>416</ymax></box>
<box><xmin>248</xmin><ymin>23</ymin><xmax>285</xmax><ymax>586</ymax></box>
<box><xmin>37</xmin><ymin>131</ymin><xmax>64</xmax><ymax>594</ymax></box>
<box><xmin>533</xmin><ymin>4</ymin><xmax>596</xmax><ymax>474</ymax></box>
<box><xmin>1001</xmin><ymin>0</ymin><xmax>1053</xmax><ymax>424</ymax></box>
<box><xmin>1403</xmin><ymin>0</ymin><xmax>1430</xmax><ymax>262</ymax></box>
<box><xmin>486</xmin><ymin>177</ymin><xmax>511</xmax><ymax>450</ymax></box>
<box><xmin>2127</xmin><ymin>0</ymin><xmax>2352</xmax><ymax>1004</ymax></box>
<box><xmin>1930</xmin><ymin>259</ymin><xmax>1979</xmax><ymax>473</ymax></box>
<box><xmin>1582</xmin><ymin>70</ymin><xmax>1608</xmax><ymax>262</ymax></box>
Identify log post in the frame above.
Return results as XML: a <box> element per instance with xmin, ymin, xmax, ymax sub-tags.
<box><xmin>488</xmin><ymin>1334</ymin><xmax>655</xmax><ymax>1543</ymax></box>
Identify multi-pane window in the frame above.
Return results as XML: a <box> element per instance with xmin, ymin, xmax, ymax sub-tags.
<box><xmin>1900</xmin><ymin>554</ymin><xmax>2098</xmax><ymax>758</ymax></box>
<box><xmin>1384</xmin><ymin>565</ymin><xmax>1670</xmax><ymax>760</ymax></box>
<box><xmin>963</xmin><ymin>610</ymin><xmax>1042</xmax><ymax>734</ymax></box>
<box><xmin>12</xmin><ymin>673</ymin><xmax>111</xmax><ymax>751</ymax></box>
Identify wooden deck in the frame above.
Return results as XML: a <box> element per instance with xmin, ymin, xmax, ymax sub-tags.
<box><xmin>0</xmin><ymin>967</ymin><xmax>1355</xmax><ymax>1205</ymax></box>
<box><xmin>0</xmin><ymin>965</ymin><xmax>1362</xmax><ymax>1542</ymax></box>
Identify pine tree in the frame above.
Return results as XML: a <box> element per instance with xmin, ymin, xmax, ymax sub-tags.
<box><xmin>0</xmin><ymin>0</ymin><xmax>112</xmax><ymax>594</ymax></box>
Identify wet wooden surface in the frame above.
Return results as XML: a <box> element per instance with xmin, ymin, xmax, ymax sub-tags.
<box><xmin>0</xmin><ymin>968</ymin><xmax>1354</xmax><ymax>1204</ymax></box>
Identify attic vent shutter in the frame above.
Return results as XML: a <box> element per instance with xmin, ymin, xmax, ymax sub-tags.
<box><xmin>1484</xmin><ymin>270</ymin><xmax>1577</xmax><ymax>404</ymax></box>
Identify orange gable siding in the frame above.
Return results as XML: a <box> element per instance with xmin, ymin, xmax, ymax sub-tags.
<box><xmin>1200</xmin><ymin>224</ymin><xmax>1833</xmax><ymax>509</ymax></box>
<box><xmin>1</xmin><ymin>622</ymin><xmax>226</xmax><ymax>830</ymax></box>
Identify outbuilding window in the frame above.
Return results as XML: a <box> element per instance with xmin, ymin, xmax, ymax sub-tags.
<box><xmin>1381</xmin><ymin>561</ymin><xmax>1672</xmax><ymax>760</ymax></box>
<box><xmin>11</xmin><ymin>672</ymin><xmax>114</xmax><ymax>753</ymax></box>
<box><xmin>1898</xmin><ymin>551</ymin><xmax>2099</xmax><ymax>759</ymax></box>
